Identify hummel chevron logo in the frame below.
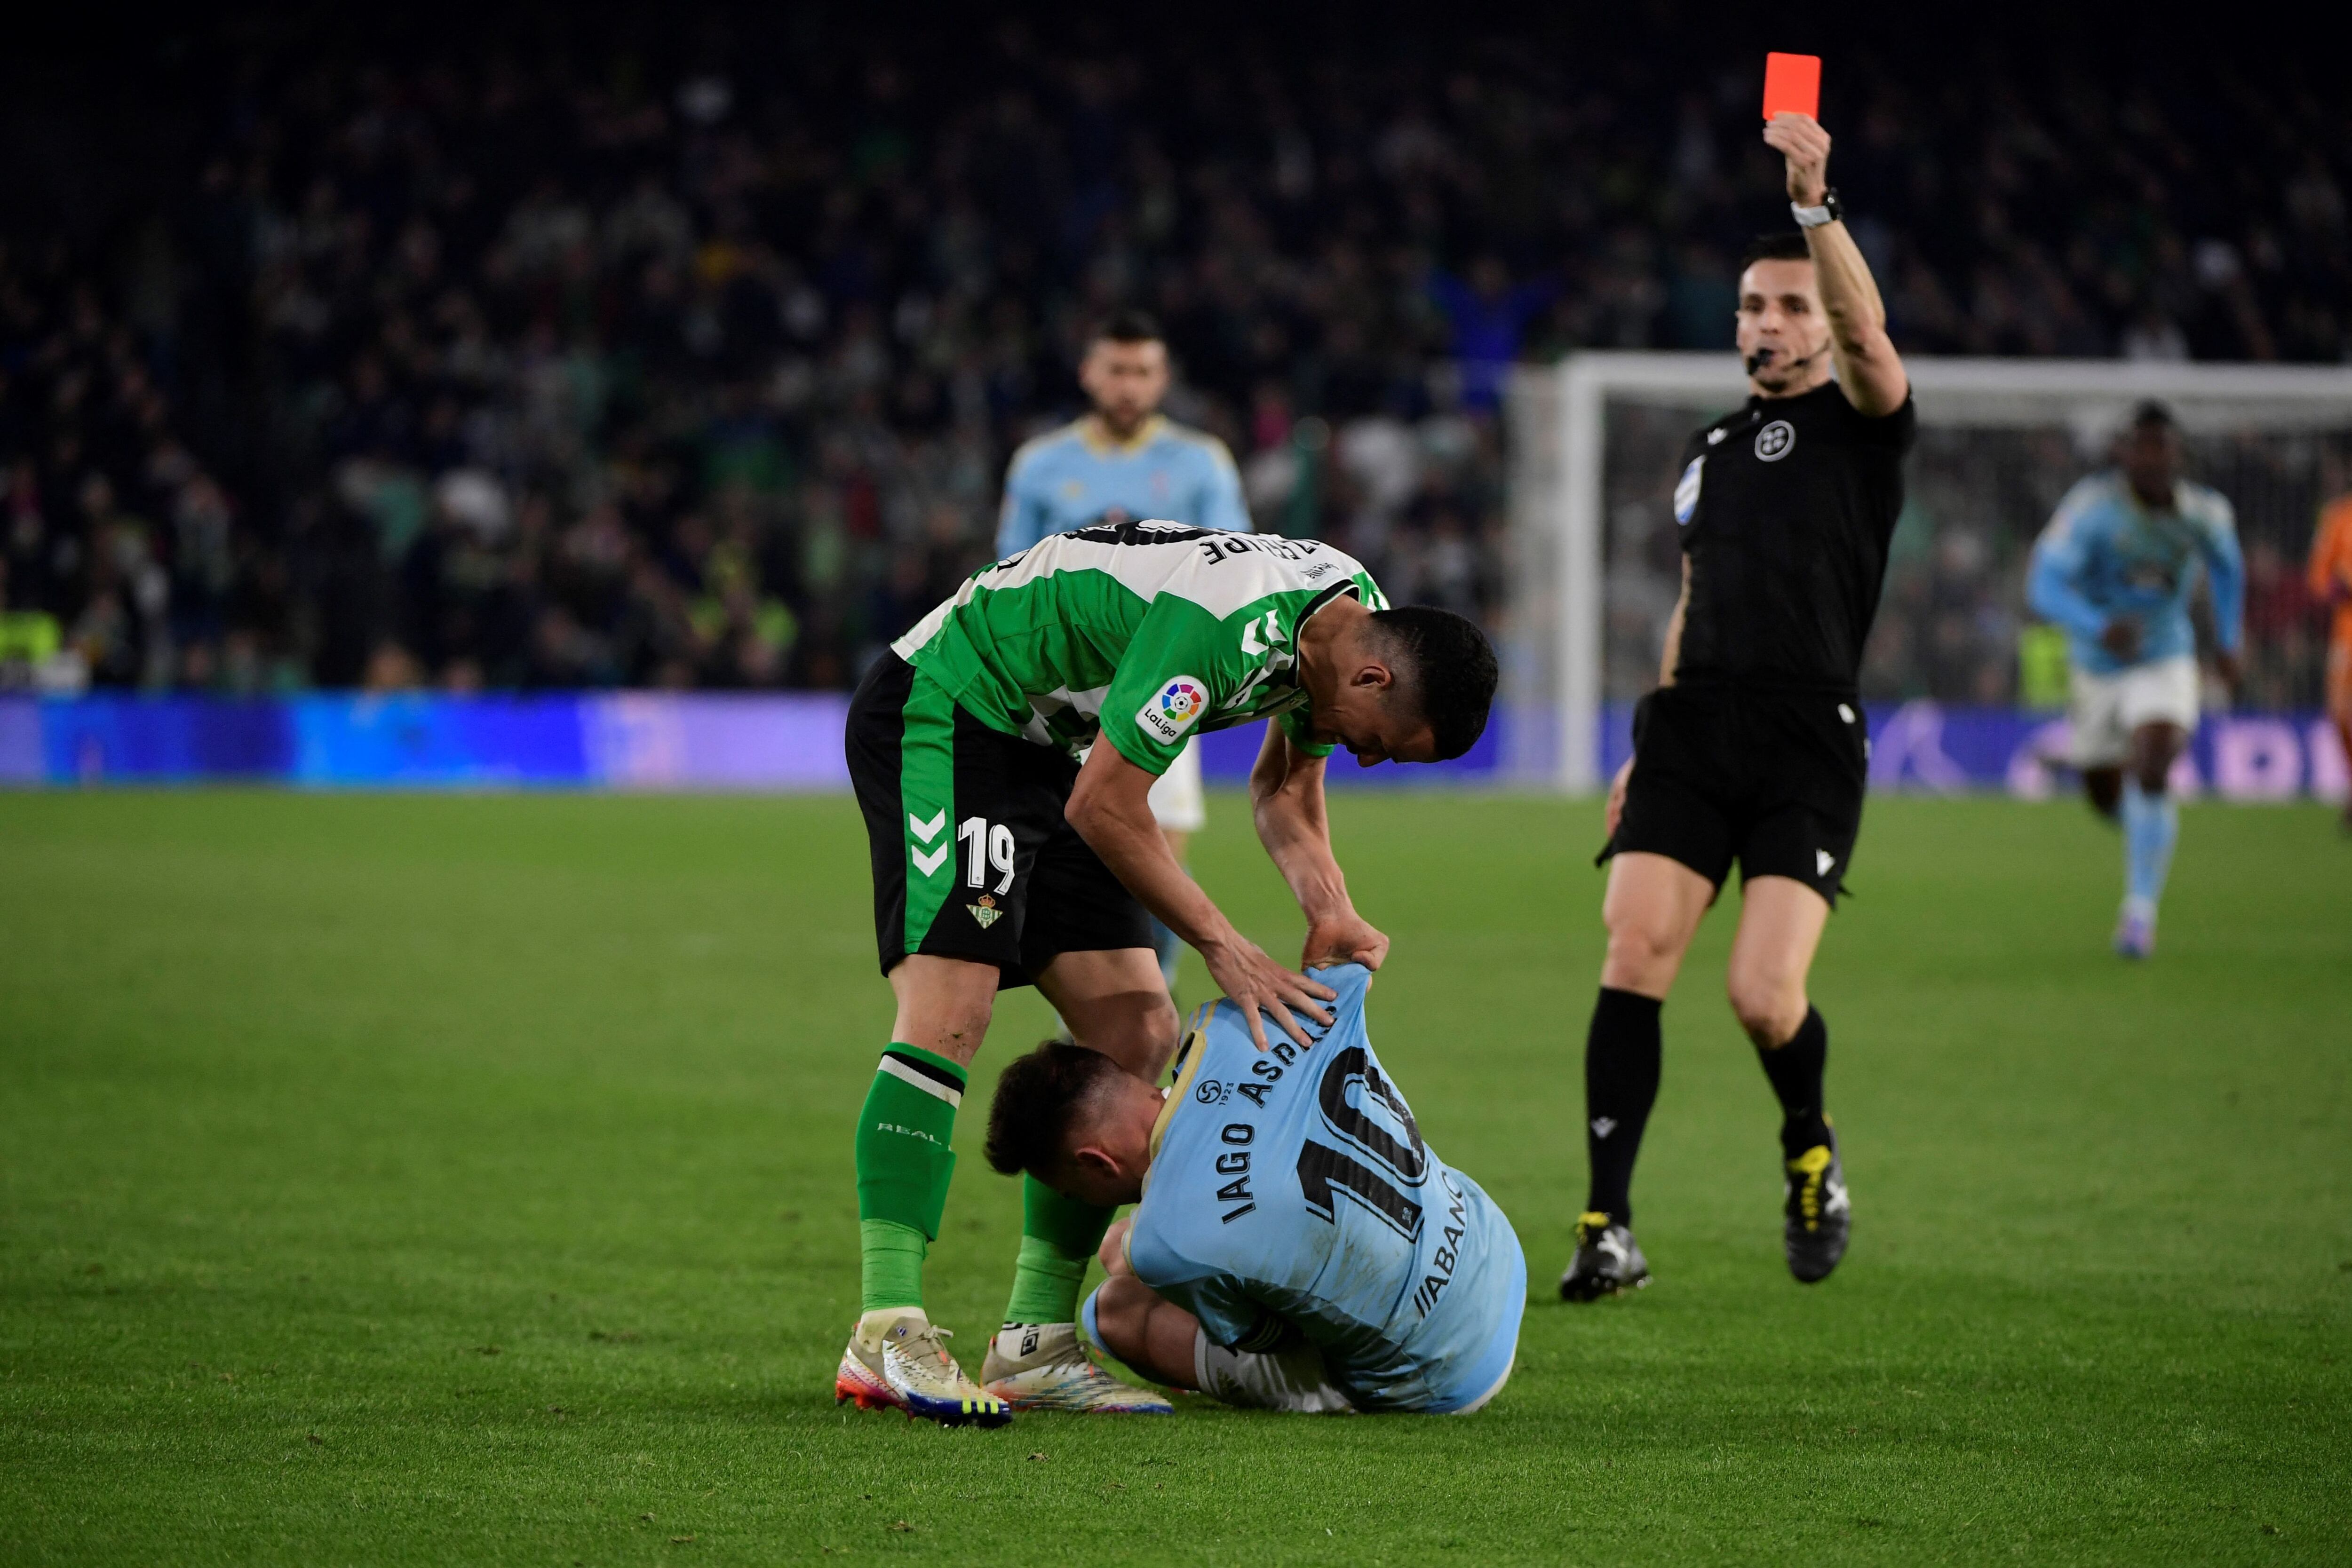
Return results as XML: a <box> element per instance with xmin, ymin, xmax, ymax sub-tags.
<box><xmin>911</xmin><ymin>843</ymin><xmax>951</xmax><ymax>877</ymax></box>
<box><xmin>1590</xmin><ymin>1117</ymin><xmax>1617</xmax><ymax>1139</ymax></box>
<box><xmin>908</xmin><ymin>809</ymin><xmax>946</xmax><ymax>843</ymax></box>
<box><xmin>1816</xmin><ymin>849</ymin><xmax>1836</xmax><ymax>877</ymax></box>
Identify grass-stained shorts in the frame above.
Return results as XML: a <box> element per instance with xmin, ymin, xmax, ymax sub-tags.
<box><xmin>847</xmin><ymin>653</ymin><xmax>1154</xmax><ymax>987</ymax></box>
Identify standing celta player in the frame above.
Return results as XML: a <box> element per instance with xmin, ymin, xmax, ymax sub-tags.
<box><xmin>1565</xmin><ymin>108</ymin><xmax>1914</xmax><ymax>1299</ymax></box>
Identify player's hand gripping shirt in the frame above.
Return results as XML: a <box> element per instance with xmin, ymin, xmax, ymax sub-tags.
<box><xmin>890</xmin><ymin>521</ymin><xmax>1387</xmax><ymax>775</ymax></box>
<box><xmin>2027</xmin><ymin>473</ymin><xmax>2244</xmax><ymax>676</ymax></box>
<box><xmin>995</xmin><ymin>416</ymin><xmax>1250</xmax><ymax>557</ymax></box>
<box><xmin>1125</xmin><ymin>964</ymin><xmax>1526</xmax><ymax>1414</ymax></box>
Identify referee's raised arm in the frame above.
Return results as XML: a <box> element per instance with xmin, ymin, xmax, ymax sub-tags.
<box><xmin>1763</xmin><ymin>112</ymin><xmax>1908</xmax><ymax>416</ymax></box>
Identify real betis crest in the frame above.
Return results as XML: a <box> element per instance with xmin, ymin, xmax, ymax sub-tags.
<box><xmin>967</xmin><ymin>894</ymin><xmax>1003</xmax><ymax>929</ymax></box>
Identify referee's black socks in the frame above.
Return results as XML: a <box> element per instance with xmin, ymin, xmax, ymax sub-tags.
<box><xmin>1756</xmin><ymin>1006</ymin><xmax>1830</xmax><ymax>1157</ymax></box>
<box><xmin>1582</xmin><ymin>987</ymin><xmax>1662</xmax><ymax>1225</ymax></box>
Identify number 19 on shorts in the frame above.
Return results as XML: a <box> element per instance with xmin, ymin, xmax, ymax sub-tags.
<box><xmin>957</xmin><ymin>816</ymin><xmax>1015</xmax><ymax>893</ymax></box>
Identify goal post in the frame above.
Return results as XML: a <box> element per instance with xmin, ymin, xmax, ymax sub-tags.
<box><xmin>1504</xmin><ymin>354</ymin><xmax>2352</xmax><ymax>793</ymax></box>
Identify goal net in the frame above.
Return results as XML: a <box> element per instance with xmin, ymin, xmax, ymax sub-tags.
<box><xmin>1504</xmin><ymin>355</ymin><xmax>2352</xmax><ymax>794</ymax></box>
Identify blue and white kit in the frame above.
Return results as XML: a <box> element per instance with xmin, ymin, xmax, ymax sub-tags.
<box><xmin>994</xmin><ymin>415</ymin><xmax>1249</xmax><ymax>558</ymax></box>
<box><xmin>996</xmin><ymin>415</ymin><xmax>1248</xmax><ymax>838</ymax></box>
<box><xmin>1095</xmin><ymin>963</ymin><xmax>1526</xmax><ymax>1414</ymax></box>
<box><xmin>2027</xmin><ymin>471</ymin><xmax>2244</xmax><ymax>679</ymax></box>
<box><xmin>2028</xmin><ymin>471</ymin><xmax>2244</xmax><ymax>770</ymax></box>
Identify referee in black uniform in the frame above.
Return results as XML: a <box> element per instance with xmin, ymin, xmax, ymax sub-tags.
<box><xmin>1563</xmin><ymin>109</ymin><xmax>1914</xmax><ymax>1299</ymax></box>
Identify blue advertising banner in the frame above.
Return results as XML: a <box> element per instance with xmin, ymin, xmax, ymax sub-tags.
<box><xmin>0</xmin><ymin>694</ymin><xmax>2343</xmax><ymax>801</ymax></box>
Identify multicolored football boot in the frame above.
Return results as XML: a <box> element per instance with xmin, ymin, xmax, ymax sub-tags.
<box><xmin>980</xmin><ymin>1323</ymin><xmax>1172</xmax><ymax>1414</ymax></box>
<box><xmin>834</xmin><ymin>1311</ymin><xmax>1011</xmax><ymax>1428</ymax></box>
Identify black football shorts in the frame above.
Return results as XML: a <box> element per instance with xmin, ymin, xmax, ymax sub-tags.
<box><xmin>846</xmin><ymin>653</ymin><xmax>1155</xmax><ymax>986</ymax></box>
<box><xmin>1600</xmin><ymin>683</ymin><xmax>1868</xmax><ymax>906</ymax></box>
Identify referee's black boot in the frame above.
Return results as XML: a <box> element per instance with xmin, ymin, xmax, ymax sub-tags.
<box><xmin>1559</xmin><ymin>1212</ymin><xmax>1649</xmax><ymax>1302</ymax></box>
<box><xmin>1782</xmin><ymin>1123</ymin><xmax>1851</xmax><ymax>1283</ymax></box>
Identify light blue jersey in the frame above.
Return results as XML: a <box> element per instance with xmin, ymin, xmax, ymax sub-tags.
<box><xmin>996</xmin><ymin>415</ymin><xmax>1250</xmax><ymax>557</ymax></box>
<box><xmin>2027</xmin><ymin>472</ymin><xmax>2244</xmax><ymax>676</ymax></box>
<box><xmin>1124</xmin><ymin>964</ymin><xmax>1525</xmax><ymax>1414</ymax></box>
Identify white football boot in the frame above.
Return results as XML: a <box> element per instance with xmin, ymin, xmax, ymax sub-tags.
<box><xmin>980</xmin><ymin>1323</ymin><xmax>1172</xmax><ymax>1414</ymax></box>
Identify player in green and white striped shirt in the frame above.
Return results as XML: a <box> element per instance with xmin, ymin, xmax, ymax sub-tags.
<box><xmin>833</xmin><ymin>518</ymin><xmax>1497</xmax><ymax>1425</ymax></box>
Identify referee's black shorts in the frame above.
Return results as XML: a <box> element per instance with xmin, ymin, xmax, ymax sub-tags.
<box><xmin>845</xmin><ymin>653</ymin><xmax>1154</xmax><ymax>987</ymax></box>
<box><xmin>1600</xmin><ymin>683</ymin><xmax>1869</xmax><ymax>906</ymax></box>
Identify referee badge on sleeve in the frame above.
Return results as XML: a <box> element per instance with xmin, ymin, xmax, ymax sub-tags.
<box><xmin>1674</xmin><ymin>457</ymin><xmax>1704</xmax><ymax>525</ymax></box>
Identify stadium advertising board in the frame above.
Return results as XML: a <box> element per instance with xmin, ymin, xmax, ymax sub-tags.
<box><xmin>0</xmin><ymin>695</ymin><xmax>2343</xmax><ymax>800</ymax></box>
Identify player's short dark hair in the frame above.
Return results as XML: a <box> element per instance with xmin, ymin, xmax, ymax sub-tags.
<box><xmin>1090</xmin><ymin>309</ymin><xmax>1164</xmax><ymax>347</ymax></box>
<box><xmin>2131</xmin><ymin>400</ymin><xmax>2179</xmax><ymax>433</ymax></box>
<box><xmin>985</xmin><ymin>1041</ymin><xmax>1124</xmax><ymax>1180</ymax></box>
<box><xmin>1369</xmin><ymin>605</ymin><xmax>1498</xmax><ymax>763</ymax></box>
<box><xmin>1740</xmin><ymin>232</ymin><xmax>1814</xmax><ymax>270</ymax></box>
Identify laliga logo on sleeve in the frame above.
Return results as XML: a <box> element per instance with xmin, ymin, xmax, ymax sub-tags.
<box><xmin>1136</xmin><ymin>674</ymin><xmax>1210</xmax><ymax>743</ymax></box>
<box><xmin>1755</xmin><ymin>420</ymin><xmax>1796</xmax><ymax>461</ymax></box>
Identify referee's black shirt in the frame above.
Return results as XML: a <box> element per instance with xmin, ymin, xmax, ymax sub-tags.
<box><xmin>1670</xmin><ymin>380</ymin><xmax>1917</xmax><ymax>692</ymax></box>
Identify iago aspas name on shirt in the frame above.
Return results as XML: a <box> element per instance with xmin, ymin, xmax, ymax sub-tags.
<box><xmin>1181</xmin><ymin>1012</ymin><xmax>1472</xmax><ymax>1319</ymax></box>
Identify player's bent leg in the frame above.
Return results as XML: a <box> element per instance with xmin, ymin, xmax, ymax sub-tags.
<box><xmin>982</xmin><ymin>945</ymin><xmax>1177</xmax><ymax>1413</ymax></box>
<box><xmin>2114</xmin><ymin>721</ymin><xmax>2187</xmax><ymax>959</ymax></box>
<box><xmin>1081</xmin><ymin>1275</ymin><xmax>1201</xmax><ymax>1393</ymax></box>
<box><xmin>839</xmin><ymin>954</ymin><xmax>1012</xmax><ymax>1426</ymax></box>
<box><xmin>887</xmin><ymin>954</ymin><xmax>1002</xmax><ymax>1067</ymax></box>
<box><xmin>1724</xmin><ymin>876</ymin><xmax>1830</xmax><ymax>1050</ymax></box>
<box><xmin>2082</xmin><ymin>766</ymin><xmax>2123</xmax><ymax>821</ymax></box>
<box><xmin>1730</xmin><ymin>878</ymin><xmax>1849</xmax><ymax>1283</ymax></box>
<box><xmin>1190</xmin><ymin>1329</ymin><xmax>1354</xmax><ymax>1415</ymax></box>
<box><xmin>2070</xmin><ymin>662</ymin><xmax>2128</xmax><ymax>821</ymax></box>
<box><xmin>1033</xmin><ymin>946</ymin><xmax>1182</xmax><ymax>1083</ymax></box>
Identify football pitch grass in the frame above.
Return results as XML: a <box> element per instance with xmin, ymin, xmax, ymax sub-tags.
<box><xmin>1</xmin><ymin>790</ymin><xmax>2346</xmax><ymax>1566</ymax></box>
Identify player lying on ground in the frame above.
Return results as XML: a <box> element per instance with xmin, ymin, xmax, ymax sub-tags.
<box><xmin>1571</xmin><ymin>109</ymin><xmax>1910</xmax><ymax>1301</ymax></box>
<box><xmin>985</xmin><ymin>963</ymin><xmax>1525</xmax><ymax>1414</ymax></box>
<box><xmin>837</xmin><ymin>521</ymin><xmax>1498</xmax><ymax>1426</ymax></box>
<box><xmin>2027</xmin><ymin>402</ymin><xmax>2243</xmax><ymax>959</ymax></box>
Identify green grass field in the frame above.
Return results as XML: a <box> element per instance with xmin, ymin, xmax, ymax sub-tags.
<box><xmin>2</xmin><ymin>790</ymin><xmax>2348</xmax><ymax>1566</ymax></box>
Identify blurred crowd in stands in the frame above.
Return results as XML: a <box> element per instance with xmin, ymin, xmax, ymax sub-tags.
<box><xmin>1</xmin><ymin>12</ymin><xmax>2349</xmax><ymax>698</ymax></box>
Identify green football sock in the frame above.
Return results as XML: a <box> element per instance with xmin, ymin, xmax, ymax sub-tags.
<box><xmin>853</xmin><ymin>1044</ymin><xmax>967</xmax><ymax>1315</ymax></box>
<box><xmin>1001</xmin><ymin>1174</ymin><xmax>1117</xmax><ymax>1326</ymax></box>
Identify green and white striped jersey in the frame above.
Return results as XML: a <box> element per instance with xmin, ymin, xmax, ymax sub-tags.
<box><xmin>890</xmin><ymin>520</ymin><xmax>1390</xmax><ymax>776</ymax></box>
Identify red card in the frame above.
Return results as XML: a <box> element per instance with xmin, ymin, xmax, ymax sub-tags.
<box><xmin>1762</xmin><ymin>53</ymin><xmax>1820</xmax><ymax>122</ymax></box>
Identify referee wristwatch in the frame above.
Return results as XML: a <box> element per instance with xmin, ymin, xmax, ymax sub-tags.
<box><xmin>1791</xmin><ymin>188</ymin><xmax>1843</xmax><ymax>229</ymax></box>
